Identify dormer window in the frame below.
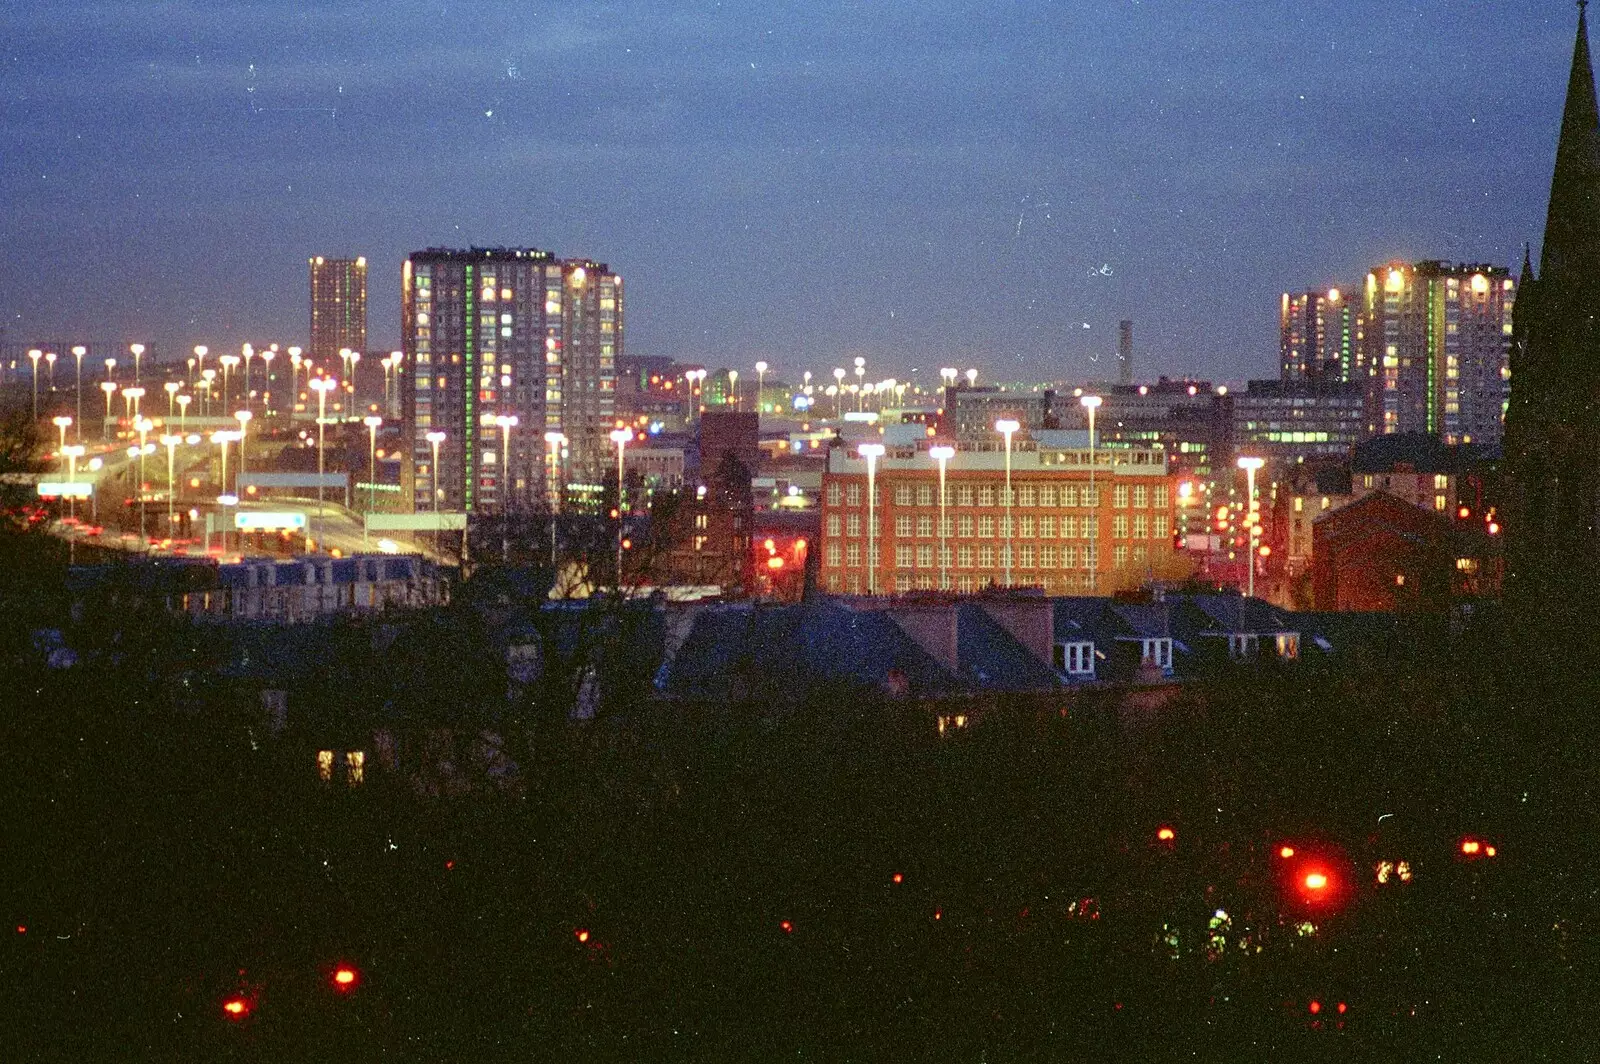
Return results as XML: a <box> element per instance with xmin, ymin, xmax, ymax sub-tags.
<box><xmin>1054</xmin><ymin>641</ymin><xmax>1095</xmax><ymax>675</ymax></box>
<box><xmin>1142</xmin><ymin>638</ymin><xmax>1172</xmax><ymax>670</ymax></box>
<box><xmin>1228</xmin><ymin>634</ymin><xmax>1260</xmax><ymax>659</ymax></box>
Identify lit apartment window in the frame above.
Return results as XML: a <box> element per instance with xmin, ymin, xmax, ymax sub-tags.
<box><xmin>895</xmin><ymin>485</ymin><xmax>913</xmax><ymax>505</ymax></box>
<box><xmin>978</xmin><ymin>546</ymin><xmax>995</xmax><ymax>568</ymax></box>
<box><xmin>977</xmin><ymin>516</ymin><xmax>995</xmax><ymax>538</ymax></box>
<box><xmin>1434</xmin><ymin>474</ymin><xmax>1449</xmax><ymax>490</ymax></box>
<box><xmin>1041</xmin><ymin>546</ymin><xmax>1058</xmax><ymax>567</ymax></box>
<box><xmin>1153</xmin><ymin>515</ymin><xmax>1169</xmax><ymax>538</ymax></box>
<box><xmin>1132</xmin><ymin>485</ymin><xmax>1148</xmax><ymax>508</ymax></box>
<box><xmin>847</xmin><ymin>544</ymin><xmax>861</xmax><ymax>566</ymax></box>
<box><xmin>1019</xmin><ymin>516</ymin><xmax>1034</xmax><ymax>537</ymax></box>
<box><xmin>1019</xmin><ymin>545</ymin><xmax>1035</xmax><ymax>568</ymax></box>
<box><xmin>346</xmin><ymin>751</ymin><xmax>365</xmax><ymax>786</ymax></box>
<box><xmin>847</xmin><ymin>514</ymin><xmax>861</xmax><ymax>537</ymax></box>
<box><xmin>317</xmin><ymin>750</ymin><xmax>334</xmax><ymax>782</ymax></box>
<box><xmin>696</xmin><ymin>513</ymin><xmax>709</xmax><ymax>530</ymax></box>
<box><xmin>1434</xmin><ymin>494</ymin><xmax>1446</xmax><ymax>511</ymax></box>
<box><xmin>827</xmin><ymin>482</ymin><xmax>841</xmax><ymax>505</ymax></box>
<box><xmin>1062</xmin><ymin>515</ymin><xmax>1078</xmax><ymax>539</ymax></box>
<box><xmin>1275</xmin><ymin>634</ymin><xmax>1300</xmax><ymax>659</ymax></box>
<box><xmin>826</xmin><ymin>543</ymin><xmax>841</xmax><ymax>566</ymax></box>
<box><xmin>958</xmin><ymin>546</ymin><xmax>974</xmax><ymax>568</ymax></box>
<box><xmin>1018</xmin><ymin>485</ymin><xmax>1036</xmax><ymax>507</ymax></box>
<box><xmin>847</xmin><ymin>484</ymin><xmax>861</xmax><ymax>506</ymax></box>
<box><xmin>1062</xmin><ymin>486</ymin><xmax>1078</xmax><ymax>507</ymax></box>
<box><xmin>1153</xmin><ymin>484</ymin><xmax>1168</xmax><ymax>508</ymax></box>
<box><xmin>957</xmin><ymin>486</ymin><xmax>974</xmax><ymax>507</ymax></box>
<box><xmin>957</xmin><ymin>515</ymin><xmax>974</xmax><ymax>537</ymax></box>
<box><xmin>916</xmin><ymin>515</ymin><xmax>933</xmax><ymax>537</ymax></box>
<box><xmin>1294</xmin><ymin>497</ymin><xmax>1304</xmax><ymax>513</ymax></box>
<box><xmin>1114</xmin><ymin>485</ymin><xmax>1130</xmax><ymax>508</ymax></box>
<box><xmin>1041</xmin><ymin>486</ymin><xmax>1057</xmax><ymax>507</ymax></box>
<box><xmin>978</xmin><ymin>486</ymin><xmax>996</xmax><ymax>507</ymax></box>
<box><xmin>1040</xmin><ymin>516</ymin><xmax>1056</xmax><ymax>538</ymax></box>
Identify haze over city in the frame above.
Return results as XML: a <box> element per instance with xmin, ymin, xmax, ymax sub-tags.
<box><xmin>0</xmin><ymin>2</ymin><xmax>1576</xmax><ymax>381</ymax></box>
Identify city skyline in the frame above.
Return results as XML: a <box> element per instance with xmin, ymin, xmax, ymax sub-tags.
<box><xmin>0</xmin><ymin>3</ymin><xmax>1581</xmax><ymax>386</ymax></box>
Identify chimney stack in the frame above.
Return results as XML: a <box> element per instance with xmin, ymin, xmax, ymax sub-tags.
<box><xmin>1118</xmin><ymin>320</ymin><xmax>1134</xmax><ymax>386</ymax></box>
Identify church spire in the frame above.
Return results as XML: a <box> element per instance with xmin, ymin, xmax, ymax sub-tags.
<box><xmin>1540</xmin><ymin>1</ymin><xmax>1600</xmax><ymax>283</ymax></box>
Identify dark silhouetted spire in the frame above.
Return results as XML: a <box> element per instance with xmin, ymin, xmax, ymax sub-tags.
<box><xmin>1540</xmin><ymin>2</ymin><xmax>1600</xmax><ymax>284</ymax></box>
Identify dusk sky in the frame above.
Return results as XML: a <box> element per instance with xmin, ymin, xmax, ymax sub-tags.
<box><xmin>0</xmin><ymin>2</ymin><xmax>1581</xmax><ymax>385</ymax></box>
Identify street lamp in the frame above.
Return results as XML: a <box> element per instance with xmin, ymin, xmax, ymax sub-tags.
<box><xmin>754</xmin><ymin>361</ymin><xmax>768</xmax><ymax>412</ymax></box>
<box><xmin>1080</xmin><ymin>394</ymin><xmax>1103</xmax><ymax>593</ymax></box>
<box><xmin>995</xmin><ymin>419</ymin><xmax>1020</xmax><ymax>586</ymax></box>
<box><xmin>161</xmin><ymin>434</ymin><xmax>182</xmax><ymax>532</ymax></box>
<box><xmin>193</xmin><ymin>345</ymin><xmax>208</xmax><ymax>388</ymax></box>
<box><xmin>130</xmin><ymin>343</ymin><xmax>145</xmax><ymax>385</ymax></box>
<box><xmin>544</xmin><ymin>430</ymin><xmax>566</xmax><ymax>565</ymax></box>
<box><xmin>175</xmin><ymin>393</ymin><xmax>191</xmax><ymax>430</ymax></box>
<box><xmin>610</xmin><ymin>427</ymin><xmax>633</xmax><ymax>588</ymax></box>
<box><xmin>853</xmin><ymin>357</ymin><xmax>866</xmax><ymax>411</ymax></box>
<box><xmin>424</xmin><ymin>430</ymin><xmax>447</xmax><ymax>510</ymax></box>
<box><xmin>136</xmin><ymin>418</ymin><xmax>154</xmax><ymax>540</ymax></box>
<box><xmin>348</xmin><ymin>351</ymin><xmax>361</xmax><ymax>407</ymax></box>
<box><xmin>52</xmin><ymin>415</ymin><xmax>72</xmax><ymax>454</ymax></box>
<box><xmin>833</xmin><ymin>368</ymin><xmax>846</xmax><ymax>417</ymax></box>
<box><xmin>858</xmin><ymin>442</ymin><xmax>885</xmax><ymax>595</ymax></box>
<box><xmin>45</xmin><ymin>351</ymin><xmax>56</xmax><ymax>396</ymax></box>
<box><xmin>210</xmin><ymin>429</ymin><xmax>240</xmax><ymax>552</ymax></box>
<box><xmin>289</xmin><ymin>347</ymin><xmax>303</xmax><ymax>402</ymax></box>
<box><xmin>363</xmin><ymin>416</ymin><xmax>384</xmax><ymax>532</ymax></box>
<box><xmin>930</xmin><ymin>444</ymin><xmax>955</xmax><ymax>591</ymax></box>
<box><xmin>27</xmin><ymin>349</ymin><xmax>40</xmax><ymax>419</ymax></box>
<box><xmin>240</xmin><ymin>344</ymin><xmax>254</xmax><ymax>412</ymax></box>
<box><xmin>61</xmin><ymin>444</ymin><xmax>85</xmax><ymax>523</ymax></box>
<box><xmin>965</xmin><ymin>368</ymin><xmax>977</xmax><ymax>387</ymax></box>
<box><xmin>234</xmin><ymin>410</ymin><xmax>253</xmax><ymax>492</ymax></box>
<box><xmin>200</xmin><ymin>370</ymin><xmax>216</xmax><ymax>417</ymax></box>
<box><xmin>100</xmin><ymin>381</ymin><xmax>118</xmax><ymax>437</ymax></box>
<box><xmin>260</xmin><ymin>348</ymin><xmax>275</xmax><ymax>414</ymax></box>
<box><xmin>310</xmin><ymin>376</ymin><xmax>338</xmax><ymax>548</ymax></box>
<box><xmin>164</xmin><ymin>381</ymin><xmax>180</xmax><ymax>419</ymax></box>
<box><xmin>728</xmin><ymin>369</ymin><xmax>739</xmax><ymax>410</ymax></box>
<box><xmin>1237</xmin><ymin>456</ymin><xmax>1266</xmax><ymax>600</ymax></box>
<box><xmin>219</xmin><ymin>354</ymin><xmax>239</xmax><ymax>410</ymax></box>
<box><xmin>123</xmin><ymin>386</ymin><xmax>145</xmax><ymax>421</ymax></box>
<box><xmin>493</xmin><ymin>414</ymin><xmax>518</xmax><ymax>513</ymax></box>
<box><xmin>71</xmin><ymin>345</ymin><xmax>85</xmax><ymax>433</ymax></box>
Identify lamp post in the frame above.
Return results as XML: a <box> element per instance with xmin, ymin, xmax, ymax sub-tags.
<box><xmin>27</xmin><ymin>350</ymin><xmax>40</xmax><ymax>419</ymax></box>
<box><xmin>1237</xmin><ymin>455</ymin><xmax>1265</xmax><ymax>600</ymax></box>
<box><xmin>123</xmin><ymin>386</ymin><xmax>145</xmax><ymax>422</ymax></box>
<box><xmin>240</xmin><ymin>344</ymin><xmax>254</xmax><ymax>412</ymax></box>
<box><xmin>72</xmin><ymin>345</ymin><xmax>85</xmax><ymax>433</ymax></box>
<box><xmin>219</xmin><ymin>354</ymin><xmax>239</xmax><ymax>410</ymax></box>
<box><xmin>45</xmin><ymin>352</ymin><xmax>56</xmax><ymax>398</ymax></box>
<box><xmin>289</xmin><ymin>348</ymin><xmax>303</xmax><ymax>404</ymax></box>
<box><xmin>754</xmin><ymin>361</ymin><xmax>768</xmax><ymax>413</ymax></box>
<box><xmin>930</xmin><ymin>444</ymin><xmax>955</xmax><ymax>591</ymax></box>
<box><xmin>995</xmin><ymin>419</ymin><xmax>1019</xmax><ymax>586</ymax></box>
<box><xmin>52</xmin><ymin>415</ymin><xmax>72</xmax><ymax>454</ymax></box>
<box><xmin>965</xmin><ymin>368</ymin><xmax>977</xmax><ymax>388</ymax></box>
<box><xmin>493</xmin><ymin>414</ymin><xmax>518</xmax><ymax>513</ymax></box>
<box><xmin>853</xmin><ymin>357</ymin><xmax>866</xmax><ymax>411</ymax></box>
<box><xmin>104</xmin><ymin>357</ymin><xmax>117</xmax><ymax>386</ymax></box>
<box><xmin>130</xmin><ymin>343</ymin><xmax>144</xmax><ymax>385</ymax></box>
<box><xmin>363</xmin><ymin>415</ymin><xmax>383</xmax><ymax>542</ymax></box>
<box><xmin>193</xmin><ymin>345</ymin><xmax>208</xmax><ymax>389</ymax></box>
<box><xmin>62</xmin><ymin>444</ymin><xmax>84</xmax><ymax>523</ymax></box>
<box><xmin>310</xmin><ymin>376</ymin><xmax>337</xmax><ymax>550</ymax></box>
<box><xmin>211</xmin><ymin>429</ymin><xmax>239</xmax><ymax>553</ymax></box>
<box><xmin>136</xmin><ymin>418</ymin><xmax>154</xmax><ymax>541</ymax></box>
<box><xmin>100</xmin><ymin>381</ymin><xmax>117</xmax><ymax>438</ymax></box>
<box><xmin>164</xmin><ymin>381</ymin><xmax>180</xmax><ymax>420</ymax></box>
<box><xmin>175</xmin><ymin>393</ymin><xmax>190</xmax><ymax>431</ymax></box>
<box><xmin>833</xmin><ymin>368</ymin><xmax>846</xmax><ymax>417</ymax></box>
<box><xmin>259</xmin><ymin>348</ymin><xmax>276</xmax><ymax>414</ymax></box>
<box><xmin>161</xmin><ymin>434</ymin><xmax>182</xmax><ymax>532</ymax></box>
<box><xmin>426</xmin><ymin>430</ymin><xmax>447</xmax><ymax>510</ymax></box>
<box><xmin>200</xmin><ymin>370</ymin><xmax>216</xmax><ymax>416</ymax></box>
<box><xmin>858</xmin><ymin>442</ymin><xmax>885</xmax><ymax>595</ymax></box>
<box><xmin>348</xmin><ymin>351</ymin><xmax>361</xmax><ymax>408</ymax></box>
<box><xmin>235</xmin><ymin>410</ymin><xmax>253</xmax><ymax>495</ymax></box>
<box><xmin>1080</xmin><ymin>394</ymin><xmax>1103</xmax><ymax>594</ymax></box>
<box><xmin>544</xmin><ymin>431</ymin><xmax>566</xmax><ymax>567</ymax></box>
<box><xmin>728</xmin><ymin>369</ymin><xmax>739</xmax><ymax>411</ymax></box>
<box><xmin>610</xmin><ymin>427</ymin><xmax>633</xmax><ymax>590</ymax></box>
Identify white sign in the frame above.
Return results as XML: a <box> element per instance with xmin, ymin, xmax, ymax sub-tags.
<box><xmin>37</xmin><ymin>482</ymin><xmax>93</xmax><ymax>499</ymax></box>
<box><xmin>235</xmin><ymin>511</ymin><xmax>308</xmax><ymax>531</ymax></box>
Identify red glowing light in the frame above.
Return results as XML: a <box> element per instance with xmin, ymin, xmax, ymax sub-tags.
<box><xmin>1337</xmin><ymin>1002</ymin><xmax>1347</xmax><ymax>1014</ymax></box>
<box><xmin>223</xmin><ymin>998</ymin><xmax>249</xmax><ymax>1018</ymax></box>
<box><xmin>1461</xmin><ymin>840</ymin><xmax>1481</xmax><ymax>855</ymax></box>
<box><xmin>767</xmin><ymin>556</ymin><xmax>785</xmax><ymax>569</ymax></box>
<box><xmin>780</xmin><ymin>920</ymin><xmax>793</xmax><ymax>934</ymax></box>
<box><xmin>934</xmin><ymin>909</ymin><xmax>942</xmax><ymax>921</ymax></box>
<box><xmin>1458</xmin><ymin>506</ymin><xmax>1471</xmax><ymax>519</ymax></box>
<box><xmin>333</xmin><ymin>967</ymin><xmax>358</xmax><ymax>989</ymax></box>
<box><xmin>15</xmin><ymin>925</ymin><xmax>25</xmax><ymax>934</ymax></box>
<box><xmin>575</xmin><ymin>929</ymin><xmax>590</xmax><ymax>944</ymax></box>
<box><xmin>1308</xmin><ymin>1000</ymin><xmax>1322</xmax><ymax>1015</ymax></box>
<box><xmin>1157</xmin><ymin>826</ymin><xmax>1175</xmax><ymax>841</ymax></box>
<box><xmin>891</xmin><ymin>872</ymin><xmax>904</xmax><ymax>885</ymax></box>
<box><xmin>1487</xmin><ymin>521</ymin><xmax>1500</xmax><ymax>535</ymax></box>
<box><xmin>445</xmin><ymin>859</ymin><xmax>455</xmax><ymax>870</ymax></box>
<box><xmin>1304</xmin><ymin>872</ymin><xmax>1329</xmax><ymax>891</ymax></box>
<box><xmin>1278</xmin><ymin>845</ymin><xmax>1296</xmax><ymax>859</ymax></box>
<box><xmin>1485</xmin><ymin>845</ymin><xmax>1497</xmax><ymax>857</ymax></box>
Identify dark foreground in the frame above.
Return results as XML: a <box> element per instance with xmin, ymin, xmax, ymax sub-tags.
<box><xmin>2</xmin><ymin>637</ymin><xmax>1594</xmax><ymax>1063</ymax></box>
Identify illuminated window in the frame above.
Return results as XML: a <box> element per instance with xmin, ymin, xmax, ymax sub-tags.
<box><xmin>826</xmin><ymin>543</ymin><xmax>841</xmax><ymax>566</ymax></box>
<box><xmin>846</xmin><ymin>484</ymin><xmax>861</xmax><ymax>506</ymax></box>
<box><xmin>978</xmin><ymin>486</ymin><xmax>995</xmax><ymax>507</ymax></box>
<box><xmin>977</xmin><ymin>516</ymin><xmax>994</xmax><ymax>538</ymax></box>
<box><xmin>1062</xmin><ymin>486</ymin><xmax>1078</xmax><ymax>507</ymax></box>
<box><xmin>1041</xmin><ymin>546</ymin><xmax>1058</xmax><ymax>567</ymax></box>
<box><xmin>825</xmin><ymin>514</ymin><xmax>839</xmax><ymax>536</ymax></box>
<box><xmin>1019</xmin><ymin>545</ymin><xmax>1035</xmax><ymax>568</ymax></box>
<box><xmin>956</xmin><ymin>514</ymin><xmax>973</xmax><ymax>537</ymax></box>
<box><xmin>846</xmin><ymin>514</ymin><xmax>861</xmax><ymax>537</ymax></box>
<box><xmin>1133</xmin><ymin>515</ymin><xmax>1148</xmax><ymax>538</ymax></box>
<box><xmin>894</xmin><ymin>485</ymin><xmax>912</xmax><ymax>505</ymax></box>
<box><xmin>1019</xmin><ymin>516</ymin><xmax>1034</xmax><ymax>537</ymax></box>
<box><xmin>916</xmin><ymin>485</ymin><xmax>934</xmax><ymax>506</ymax></box>
<box><xmin>1018</xmin><ymin>485</ymin><xmax>1037</xmax><ymax>507</ymax></box>
<box><xmin>916</xmin><ymin>515</ymin><xmax>933</xmax><ymax>537</ymax></box>
<box><xmin>1294</xmin><ymin>497</ymin><xmax>1304</xmax><ymax>513</ymax></box>
<box><xmin>1132</xmin><ymin>485</ymin><xmax>1148</xmax><ymax>508</ymax></box>
<box><xmin>826</xmin><ymin>482</ymin><xmax>841</xmax><ymax>505</ymax></box>
<box><xmin>958</xmin><ymin>546</ymin><xmax>973</xmax><ymax>568</ymax></box>
<box><xmin>1434</xmin><ymin>494</ymin><xmax>1446</xmax><ymax>511</ymax></box>
<box><xmin>1114</xmin><ymin>485</ymin><xmax>1130</xmax><ymax>508</ymax></box>
<box><xmin>345</xmin><ymin>751</ymin><xmax>365</xmax><ymax>785</ymax></box>
<box><xmin>1062</xmin><ymin>515</ymin><xmax>1078</xmax><ymax>539</ymax></box>
<box><xmin>846</xmin><ymin>543</ymin><xmax>860</xmax><ymax>566</ymax></box>
<box><xmin>1153</xmin><ymin>515</ymin><xmax>1169</xmax><ymax>538</ymax></box>
<box><xmin>1153</xmin><ymin>484</ymin><xmax>1168</xmax><ymax>508</ymax></box>
<box><xmin>317</xmin><ymin>750</ymin><xmax>334</xmax><ymax>782</ymax></box>
<box><xmin>1113</xmin><ymin>515</ymin><xmax>1129</xmax><ymax>539</ymax></box>
<box><xmin>956</xmin><ymin>486</ymin><xmax>974</xmax><ymax>507</ymax></box>
<box><xmin>1040</xmin><ymin>516</ymin><xmax>1056</xmax><ymax>538</ymax></box>
<box><xmin>1040</xmin><ymin>486</ymin><xmax>1057</xmax><ymax>507</ymax></box>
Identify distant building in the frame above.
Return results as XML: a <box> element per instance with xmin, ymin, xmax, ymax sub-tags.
<box><xmin>1311</xmin><ymin>491</ymin><xmax>1496</xmax><ymax>611</ymax></box>
<box><xmin>943</xmin><ymin>386</ymin><xmax>1054</xmax><ymax>440</ymax></box>
<box><xmin>1349</xmin><ymin>433</ymin><xmax>1496</xmax><ymax>519</ymax></box>
<box><xmin>1055</xmin><ymin>380</ymin><xmax>1225</xmax><ymax>479</ymax></box>
<box><xmin>309</xmin><ymin>256</ymin><xmax>368</xmax><ymax>367</ymax></box>
<box><xmin>697</xmin><ymin>410</ymin><xmax>760</xmax><ymax>485</ymax></box>
<box><xmin>1281</xmin><ymin>287</ymin><xmax>1359</xmax><ymax>382</ymax></box>
<box><xmin>400</xmin><ymin>247</ymin><xmax>622</xmax><ymax>514</ymax></box>
<box><xmin>1360</xmin><ymin>260</ymin><xmax>1514</xmax><ymax>446</ymax></box>
<box><xmin>820</xmin><ymin>435</ymin><xmax>1181</xmax><ymax>596</ymax></box>
<box><xmin>1231</xmin><ymin>378</ymin><xmax>1367</xmax><ymax>465</ymax></box>
<box><xmin>1117</xmin><ymin>320</ymin><xmax>1135</xmax><ymax>386</ymax></box>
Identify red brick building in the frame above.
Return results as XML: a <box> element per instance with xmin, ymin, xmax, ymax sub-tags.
<box><xmin>1310</xmin><ymin>491</ymin><xmax>1499</xmax><ymax>611</ymax></box>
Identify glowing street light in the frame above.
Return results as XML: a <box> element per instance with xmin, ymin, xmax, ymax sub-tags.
<box><xmin>192</xmin><ymin>345</ymin><xmax>208</xmax><ymax>388</ymax></box>
<box><xmin>1080</xmin><ymin>394</ymin><xmax>1103</xmax><ymax>592</ymax></box>
<box><xmin>71</xmin><ymin>345</ymin><xmax>85</xmax><ymax>433</ymax></box>
<box><xmin>310</xmin><ymin>376</ymin><xmax>338</xmax><ymax>548</ymax></box>
<box><xmin>129</xmin><ymin>343</ymin><xmax>145</xmax><ymax>385</ymax></box>
<box><xmin>175</xmin><ymin>393</ymin><xmax>191</xmax><ymax>431</ymax></box>
<box><xmin>235</xmin><ymin>410</ymin><xmax>253</xmax><ymax>490</ymax></box>
<box><xmin>27</xmin><ymin>349</ymin><xmax>40</xmax><ymax>419</ymax></box>
<box><xmin>1237</xmin><ymin>456</ymin><xmax>1266</xmax><ymax>599</ymax></box>
<box><xmin>832</xmin><ymin>367</ymin><xmax>846</xmax><ymax>417</ymax></box>
<box><xmin>219</xmin><ymin>354</ymin><xmax>239</xmax><ymax>410</ymax></box>
<box><xmin>363</xmin><ymin>415</ymin><xmax>384</xmax><ymax>519</ymax></box>
<box><xmin>100</xmin><ymin>381</ymin><xmax>118</xmax><ymax>438</ymax></box>
<box><xmin>52</xmin><ymin>415</ymin><xmax>72</xmax><ymax>454</ymax></box>
<box><xmin>610</xmin><ymin>427</ymin><xmax>633</xmax><ymax>587</ymax></box>
<box><xmin>240</xmin><ymin>344</ymin><xmax>254</xmax><ymax>412</ymax></box>
<box><xmin>161</xmin><ymin>434</ymin><xmax>183</xmax><ymax>530</ymax></box>
<box><xmin>930</xmin><ymin>444</ymin><xmax>955</xmax><ymax>591</ymax></box>
<box><xmin>995</xmin><ymin>418</ymin><xmax>1020</xmax><ymax>586</ymax></box>
<box><xmin>858</xmin><ymin>442</ymin><xmax>885</xmax><ymax>595</ymax></box>
<box><xmin>544</xmin><ymin>430</ymin><xmax>567</xmax><ymax>565</ymax></box>
<box><xmin>164</xmin><ymin>381</ymin><xmax>181</xmax><ymax>420</ymax></box>
<box><xmin>853</xmin><ymin>358</ymin><xmax>866</xmax><ymax>411</ymax></box>
<box><xmin>493</xmin><ymin>414</ymin><xmax>518</xmax><ymax>513</ymax></box>
<box><xmin>754</xmin><ymin>360</ymin><xmax>768</xmax><ymax>412</ymax></box>
<box><xmin>728</xmin><ymin>369</ymin><xmax>740</xmax><ymax>410</ymax></box>
<box><xmin>426</xmin><ymin>430</ymin><xmax>447</xmax><ymax>510</ymax></box>
<box><xmin>122</xmin><ymin>386</ymin><xmax>145</xmax><ymax>422</ymax></box>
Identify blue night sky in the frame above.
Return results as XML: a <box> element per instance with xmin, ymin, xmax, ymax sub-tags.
<box><xmin>0</xmin><ymin>1</ymin><xmax>1582</xmax><ymax>385</ymax></box>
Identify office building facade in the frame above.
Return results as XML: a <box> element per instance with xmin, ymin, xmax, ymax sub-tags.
<box><xmin>401</xmin><ymin>247</ymin><xmax>622</xmax><ymax>514</ymax></box>
<box><xmin>309</xmin><ymin>256</ymin><xmax>368</xmax><ymax>367</ymax></box>
<box><xmin>820</xmin><ymin>438</ymin><xmax>1179</xmax><ymax>596</ymax></box>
